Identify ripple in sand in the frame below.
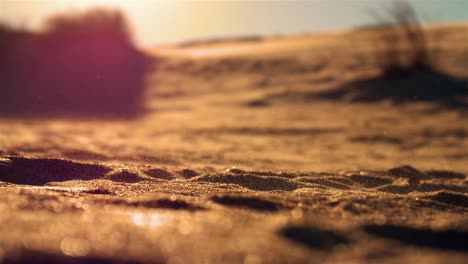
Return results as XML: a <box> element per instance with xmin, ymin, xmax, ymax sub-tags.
<box><xmin>106</xmin><ymin>170</ymin><xmax>143</xmax><ymax>183</ymax></box>
<box><xmin>348</xmin><ymin>175</ymin><xmax>393</xmax><ymax>188</ymax></box>
<box><xmin>145</xmin><ymin>168</ymin><xmax>175</xmax><ymax>180</ymax></box>
<box><xmin>179</xmin><ymin>169</ymin><xmax>199</xmax><ymax>178</ymax></box>
<box><xmin>194</xmin><ymin>174</ymin><xmax>298</xmax><ymax>191</ymax></box>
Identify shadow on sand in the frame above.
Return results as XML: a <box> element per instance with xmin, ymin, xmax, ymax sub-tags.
<box><xmin>364</xmin><ymin>224</ymin><xmax>468</xmax><ymax>252</ymax></box>
<box><xmin>0</xmin><ymin>8</ymin><xmax>155</xmax><ymax>118</ymax></box>
<box><xmin>310</xmin><ymin>66</ymin><xmax>468</xmax><ymax>106</ymax></box>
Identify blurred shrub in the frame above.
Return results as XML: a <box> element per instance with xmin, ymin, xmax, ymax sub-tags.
<box><xmin>369</xmin><ymin>1</ymin><xmax>430</xmax><ymax>77</ymax></box>
<box><xmin>0</xmin><ymin>8</ymin><xmax>154</xmax><ymax>117</ymax></box>
<box><xmin>314</xmin><ymin>2</ymin><xmax>468</xmax><ymax>105</ymax></box>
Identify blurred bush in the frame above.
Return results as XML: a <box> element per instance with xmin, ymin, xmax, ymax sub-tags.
<box><xmin>0</xmin><ymin>8</ymin><xmax>154</xmax><ymax>118</ymax></box>
<box><xmin>313</xmin><ymin>1</ymin><xmax>468</xmax><ymax>105</ymax></box>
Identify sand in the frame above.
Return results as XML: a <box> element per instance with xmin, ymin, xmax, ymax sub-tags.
<box><xmin>0</xmin><ymin>23</ymin><xmax>467</xmax><ymax>263</ymax></box>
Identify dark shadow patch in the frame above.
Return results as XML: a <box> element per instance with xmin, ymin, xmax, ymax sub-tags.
<box><xmin>123</xmin><ymin>198</ymin><xmax>204</xmax><ymax>211</ymax></box>
<box><xmin>194</xmin><ymin>174</ymin><xmax>298</xmax><ymax>191</ymax></box>
<box><xmin>0</xmin><ymin>156</ymin><xmax>110</xmax><ymax>185</ymax></box>
<box><xmin>178</xmin><ymin>169</ymin><xmax>199</xmax><ymax>179</ymax></box>
<box><xmin>145</xmin><ymin>168</ymin><xmax>175</xmax><ymax>180</ymax></box>
<box><xmin>0</xmin><ymin>8</ymin><xmax>155</xmax><ymax>118</ymax></box>
<box><xmin>280</xmin><ymin>226</ymin><xmax>349</xmax><ymax>250</ymax></box>
<box><xmin>245</xmin><ymin>99</ymin><xmax>270</xmax><ymax>108</ymax></box>
<box><xmin>211</xmin><ymin>195</ymin><xmax>284</xmax><ymax>212</ymax></box>
<box><xmin>106</xmin><ymin>170</ymin><xmax>143</xmax><ymax>183</ymax></box>
<box><xmin>193</xmin><ymin>127</ymin><xmax>341</xmax><ymax>136</ymax></box>
<box><xmin>309</xmin><ymin>68</ymin><xmax>468</xmax><ymax>107</ymax></box>
<box><xmin>349</xmin><ymin>175</ymin><xmax>393</xmax><ymax>188</ymax></box>
<box><xmin>80</xmin><ymin>188</ymin><xmax>114</xmax><ymax>195</ymax></box>
<box><xmin>308</xmin><ymin>75</ymin><xmax>335</xmax><ymax>84</ymax></box>
<box><xmin>3</xmin><ymin>249</ymin><xmax>145</xmax><ymax>264</ymax></box>
<box><xmin>426</xmin><ymin>170</ymin><xmax>465</xmax><ymax>179</ymax></box>
<box><xmin>364</xmin><ymin>224</ymin><xmax>468</xmax><ymax>252</ymax></box>
<box><xmin>422</xmin><ymin>128</ymin><xmax>468</xmax><ymax>139</ymax></box>
<box><xmin>350</xmin><ymin>135</ymin><xmax>402</xmax><ymax>145</ymax></box>
<box><xmin>387</xmin><ymin>165</ymin><xmax>428</xmax><ymax>179</ymax></box>
<box><xmin>411</xmin><ymin>199</ymin><xmax>458</xmax><ymax>212</ymax></box>
<box><xmin>177</xmin><ymin>35</ymin><xmax>263</xmax><ymax>48</ymax></box>
<box><xmin>424</xmin><ymin>191</ymin><xmax>468</xmax><ymax>208</ymax></box>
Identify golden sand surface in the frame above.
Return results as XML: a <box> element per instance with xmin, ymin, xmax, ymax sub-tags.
<box><xmin>1</xmin><ymin>23</ymin><xmax>467</xmax><ymax>263</ymax></box>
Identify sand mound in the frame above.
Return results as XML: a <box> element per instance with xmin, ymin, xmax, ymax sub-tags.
<box><xmin>311</xmin><ymin>68</ymin><xmax>468</xmax><ymax>105</ymax></box>
<box><xmin>0</xmin><ymin>157</ymin><xmax>110</xmax><ymax>185</ymax></box>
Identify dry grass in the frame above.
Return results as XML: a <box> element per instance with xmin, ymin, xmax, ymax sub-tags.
<box><xmin>369</xmin><ymin>1</ymin><xmax>431</xmax><ymax>77</ymax></box>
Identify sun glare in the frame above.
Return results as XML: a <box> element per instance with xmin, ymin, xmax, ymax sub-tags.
<box><xmin>0</xmin><ymin>0</ymin><xmax>171</xmax><ymax>45</ymax></box>
<box><xmin>60</xmin><ymin>0</ymin><xmax>133</xmax><ymax>9</ymax></box>
<box><xmin>54</xmin><ymin>0</ymin><xmax>151</xmax><ymax>17</ymax></box>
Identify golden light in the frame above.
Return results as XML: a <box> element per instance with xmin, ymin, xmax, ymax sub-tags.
<box><xmin>130</xmin><ymin>212</ymin><xmax>168</xmax><ymax>228</ymax></box>
<box><xmin>0</xmin><ymin>0</ymin><xmax>173</xmax><ymax>45</ymax></box>
<box><xmin>57</xmin><ymin>0</ymin><xmax>143</xmax><ymax>9</ymax></box>
<box><xmin>50</xmin><ymin>0</ymin><xmax>158</xmax><ymax>22</ymax></box>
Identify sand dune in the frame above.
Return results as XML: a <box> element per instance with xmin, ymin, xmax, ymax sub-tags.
<box><xmin>1</xmin><ymin>23</ymin><xmax>468</xmax><ymax>263</ymax></box>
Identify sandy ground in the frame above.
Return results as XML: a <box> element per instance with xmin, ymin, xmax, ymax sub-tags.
<box><xmin>1</xmin><ymin>24</ymin><xmax>467</xmax><ymax>263</ymax></box>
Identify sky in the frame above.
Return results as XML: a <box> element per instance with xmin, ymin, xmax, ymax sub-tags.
<box><xmin>0</xmin><ymin>0</ymin><xmax>467</xmax><ymax>46</ymax></box>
